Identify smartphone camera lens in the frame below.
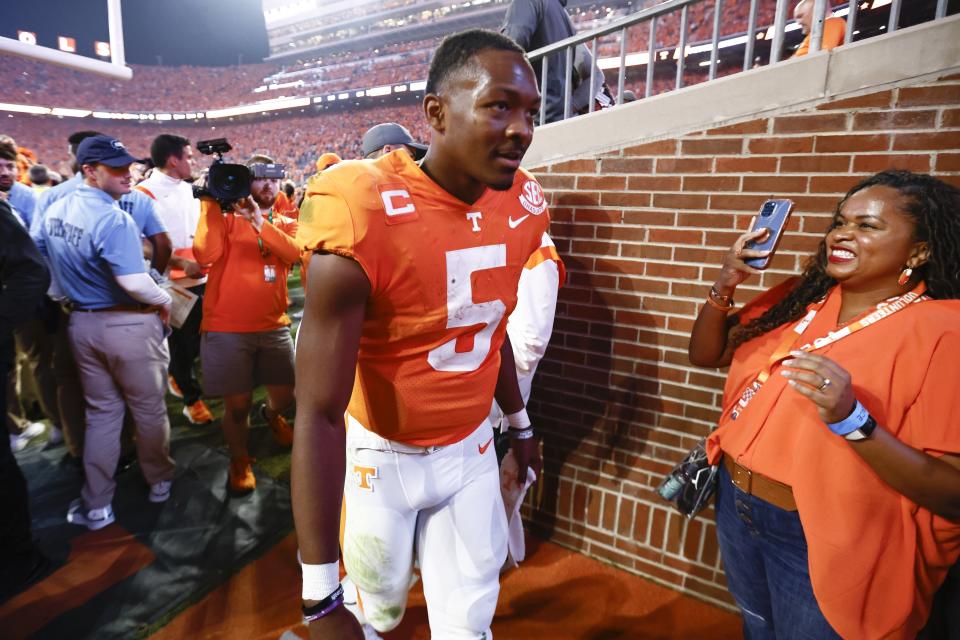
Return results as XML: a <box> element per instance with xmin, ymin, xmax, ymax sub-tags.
<box><xmin>761</xmin><ymin>203</ymin><xmax>775</xmax><ymax>217</ymax></box>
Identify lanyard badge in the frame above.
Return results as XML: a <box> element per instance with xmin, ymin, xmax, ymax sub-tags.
<box><xmin>728</xmin><ymin>283</ymin><xmax>927</xmax><ymax>421</ymax></box>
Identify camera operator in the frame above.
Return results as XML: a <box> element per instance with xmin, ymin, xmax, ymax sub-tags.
<box><xmin>137</xmin><ymin>134</ymin><xmax>214</xmax><ymax>426</ymax></box>
<box><xmin>193</xmin><ymin>154</ymin><xmax>300</xmax><ymax>494</ymax></box>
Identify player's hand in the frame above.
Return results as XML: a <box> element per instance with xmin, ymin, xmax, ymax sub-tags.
<box><xmin>307</xmin><ymin>605</ymin><xmax>364</xmax><ymax>640</ymax></box>
<box><xmin>0</xmin><ymin>190</ymin><xmax>8</xmax><ymax>202</ymax></box>
<box><xmin>509</xmin><ymin>432</ymin><xmax>542</xmax><ymax>487</ymax></box>
<box><xmin>715</xmin><ymin>223</ymin><xmax>770</xmax><ymax>296</ymax></box>
<box><xmin>781</xmin><ymin>351</ymin><xmax>856</xmax><ymax>424</ymax></box>
<box><xmin>183</xmin><ymin>260</ymin><xmax>204</xmax><ymax>278</ymax></box>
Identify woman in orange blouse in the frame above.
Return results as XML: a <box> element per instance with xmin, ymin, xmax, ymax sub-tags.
<box><xmin>688</xmin><ymin>171</ymin><xmax>960</xmax><ymax>638</ymax></box>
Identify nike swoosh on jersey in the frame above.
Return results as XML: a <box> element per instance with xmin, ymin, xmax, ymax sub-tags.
<box><xmin>507</xmin><ymin>214</ymin><xmax>530</xmax><ymax>229</ymax></box>
<box><xmin>478</xmin><ymin>436</ymin><xmax>494</xmax><ymax>455</ymax></box>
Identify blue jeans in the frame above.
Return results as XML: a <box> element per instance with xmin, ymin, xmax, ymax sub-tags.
<box><xmin>715</xmin><ymin>463</ymin><xmax>842</xmax><ymax>640</ymax></box>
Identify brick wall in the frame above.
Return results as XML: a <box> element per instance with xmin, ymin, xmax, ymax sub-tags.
<box><xmin>523</xmin><ymin>75</ymin><xmax>960</xmax><ymax>608</ymax></box>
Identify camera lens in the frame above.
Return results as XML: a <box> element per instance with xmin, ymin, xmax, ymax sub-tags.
<box><xmin>761</xmin><ymin>203</ymin><xmax>775</xmax><ymax>217</ymax></box>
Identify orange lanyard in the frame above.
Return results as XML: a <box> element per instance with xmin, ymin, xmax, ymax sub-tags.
<box><xmin>729</xmin><ymin>283</ymin><xmax>927</xmax><ymax>420</ymax></box>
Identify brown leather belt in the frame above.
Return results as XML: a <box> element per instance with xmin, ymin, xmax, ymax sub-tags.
<box><xmin>75</xmin><ymin>304</ymin><xmax>155</xmax><ymax>313</ymax></box>
<box><xmin>723</xmin><ymin>456</ymin><xmax>797</xmax><ymax>512</ymax></box>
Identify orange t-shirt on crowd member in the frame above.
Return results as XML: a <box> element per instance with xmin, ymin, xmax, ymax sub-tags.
<box><xmin>297</xmin><ymin>149</ymin><xmax>550</xmax><ymax>448</ymax></box>
<box><xmin>274</xmin><ymin>190</ymin><xmax>300</xmax><ymax>220</ymax></box>
<box><xmin>794</xmin><ymin>16</ymin><xmax>846</xmax><ymax>57</ymax></box>
<box><xmin>707</xmin><ymin>282</ymin><xmax>960</xmax><ymax>639</ymax></box>
<box><xmin>193</xmin><ymin>199</ymin><xmax>301</xmax><ymax>333</ymax></box>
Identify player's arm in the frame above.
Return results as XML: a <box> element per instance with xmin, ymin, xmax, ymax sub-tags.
<box><xmin>147</xmin><ymin>231</ymin><xmax>173</xmax><ymax>273</ymax></box>
<box><xmin>292</xmin><ymin>251</ymin><xmax>369</xmax><ymax>640</ymax></box>
<box><xmin>495</xmin><ymin>333</ymin><xmax>542</xmax><ymax>486</ymax></box>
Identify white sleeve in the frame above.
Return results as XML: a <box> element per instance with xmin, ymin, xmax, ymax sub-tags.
<box><xmin>115</xmin><ymin>273</ymin><xmax>172</xmax><ymax>306</ymax></box>
<box><xmin>506</xmin><ymin>257</ymin><xmax>561</xmax><ymax>405</ymax></box>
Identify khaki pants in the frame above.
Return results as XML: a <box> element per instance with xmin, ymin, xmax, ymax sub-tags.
<box><xmin>68</xmin><ymin>310</ymin><xmax>175</xmax><ymax>510</ymax></box>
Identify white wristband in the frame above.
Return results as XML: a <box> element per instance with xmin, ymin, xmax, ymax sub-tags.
<box><xmin>505</xmin><ymin>408</ymin><xmax>531</xmax><ymax>430</ymax></box>
<box><xmin>301</xmin><ymin>560</ymin><xmax>340</xmax><ymax>601</ymax></box>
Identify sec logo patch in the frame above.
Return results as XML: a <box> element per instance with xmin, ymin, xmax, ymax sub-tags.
<box><xmin>518</xmin><ymin>180</ymin><xmax>546</xmax><ymax>215</ymax></box>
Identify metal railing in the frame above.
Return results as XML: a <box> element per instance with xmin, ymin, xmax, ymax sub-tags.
<box><xmin>526</xmin><ymin>0</ymin><xmax>947</xmax><ymax>124</ymax></box>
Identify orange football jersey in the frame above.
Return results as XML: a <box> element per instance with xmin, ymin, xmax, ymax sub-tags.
<box><xmin>297</xmin><ymin>149</ymin><xmax>551</xmax><ymax>446</ymax></box>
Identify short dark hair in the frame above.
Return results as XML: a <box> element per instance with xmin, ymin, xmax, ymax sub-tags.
<box><xmin>425</xmin><ymin>29</ymin><xmax>526</xmax><ymax>95</ymax></box>
<box><xmin>283</xmin><ymin>180</ymin><xmax>295</xmax><ymax>198</ymax></box>
<box><xmin>67</xmin><ymin>130</ymin><xmax>103</xmax><ymax>154</ymax></box>
<box><xmin>0</xmin><ymin>143</ymin><xmax>17</xmax><ymax>162</ymax></box>
<box><xmin>150</xmin><ymin>134</ymin><xmax>191</xmax><ymax>169</ymax></box>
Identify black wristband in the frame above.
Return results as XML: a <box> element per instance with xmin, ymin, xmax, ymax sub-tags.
<box><xmin>302</xmin><ymin>584</ymin><xmax>345</xmax><ymax>622</ymax></box>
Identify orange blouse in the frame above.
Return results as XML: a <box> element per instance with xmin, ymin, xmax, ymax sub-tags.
<box><xmin>707</xmin><ymin>283</ymin><xmax>960</xmax><ymax>638</ymax></box>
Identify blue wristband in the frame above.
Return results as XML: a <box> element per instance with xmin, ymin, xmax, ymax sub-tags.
<box><xmin>826</xmin><ymin>400</ymin><xmax>870</xmax><ymax>436</ymax></box>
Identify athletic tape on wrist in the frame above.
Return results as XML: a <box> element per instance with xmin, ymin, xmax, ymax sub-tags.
<box><xmin>505</xmin><ymin>409</ymin><xmax>531</xmax><ymax>430</ymax></box>
<box><xmin>301</xmin><ymin>561</ymin><xmax>340</xmax><ymax>601</ymax></box>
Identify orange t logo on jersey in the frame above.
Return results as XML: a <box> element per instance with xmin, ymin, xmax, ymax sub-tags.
<box><xmin>353</xmin><ymin>465</ymin><xmax>378</xmax><ymax>491</ymax></box>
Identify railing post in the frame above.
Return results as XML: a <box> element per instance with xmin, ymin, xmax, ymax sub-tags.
<box><xmin>645</xmin><ymin>16</ymin><xmax>657</xmax><ymax>98</ymax></box>
<box><xmin>936</xmin><ymin>0</ymin><xmax>948</xmax><ymax>19</ymax></box>
<box><xmin>588</xmin><ymin>37</ymin><xmax>597</xmax><ymax>113</ymax></box>
<box><xmin>888</xmin><ymin>0</ymin><xmax>902</xmax><ymax>32</ymax></box>
<box><xmin>845</xmin><ymin>0</ymin><xmax>859</xmax><ymax>45</ymax></box>
<box><xmin>539</xmin><ymin>54</ymin><xmax>548</xmax><ymax>125</ymax></box>
<box><xmin>770</xmin><ymin>0</ymin><xmax>790</xmax><ymax>63</ymax></box>
<box><xmin>709</xmin><ymin>0</ymin><xmax>722</xmax><ymax>80</ymax></box>
<box><xmin>743</xmin><ymin>0</ymin><xmax>758</xmax><ymax>70</ymax></box>
<box><xmin>809</xmin><ymin>0</ymin><xmax>828</xmax><ymax>53</ymax></box>
<box><xmin>676</xmin><ymin>4</ymin><xmax>688</xmax><ymax>90</ymax></box>
<box><xmin>563</xmin><ymin>44</ymin><xmax>574</xmax><ymax>120</ymax></box>
<box><xmin>617</xmin><ymin>27</ymin><xmax>627</xmax><ymax>105</ymax></box>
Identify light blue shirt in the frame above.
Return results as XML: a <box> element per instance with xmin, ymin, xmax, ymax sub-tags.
<box><xmin>32</xmin><ymin>174</ymin><xmax>167</xmax><ymax>239</ymax></box>
<box><xmin>9</xmin><ymin>182</ymin><xmax>37</xmax><ymax>229</ymax></box>
<box><xmin>37</xmin><ymin>184</ymin><xmax>146</xmax><ymax>310</ymax></box>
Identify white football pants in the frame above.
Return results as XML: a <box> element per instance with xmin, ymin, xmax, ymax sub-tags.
<box><xmin>343</xmin><ymin>414</ymin><xmax>507</xmax><ymax>639</ymax></box>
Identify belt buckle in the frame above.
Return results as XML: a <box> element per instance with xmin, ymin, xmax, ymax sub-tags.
<box><xmin>731</xmin><ymin>463</ymin><xmax>752</xmax><ymax>494</ymax></box>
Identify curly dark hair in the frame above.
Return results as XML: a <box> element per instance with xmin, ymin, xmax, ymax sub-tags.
<box><xmin>730</xmin><ymin>170</ymin><xmax>960</xmax><ymax>349</ymax></box>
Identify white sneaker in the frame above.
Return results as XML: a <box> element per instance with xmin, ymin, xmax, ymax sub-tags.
<box><xmin>47</xmin><ymin>425</ymin><xmax>64</xmax><ymax>445</ymax></box>
<box><xmin>149</xmin><ymin>480</ymin><xmax>172</xmax><ymax>503</ymax></box>
<box><xmin>10</xmin><ymin>422</ymin><xmax>46</xmax><ymax>452</ymax></box>
<box><xmin>66</xmin><ymin>498</ymin><xmax>115</xmax><ymax>530</ymax></box>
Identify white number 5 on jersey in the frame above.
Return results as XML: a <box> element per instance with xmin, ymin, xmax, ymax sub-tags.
<box><xmin>427</xmin><ymin>245</ymin><xmax>507</xmax><ymax>372</ymax></box>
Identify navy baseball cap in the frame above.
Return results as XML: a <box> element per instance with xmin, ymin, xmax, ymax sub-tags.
<box><xmin>76</xmin><ymin>135</ymin><xmax>141</xmax><ymax>167</ymax></box>
<box><xmin>361</xmin><ymin>123</ymin><xmax>427</xmax><ymax>159</ymax></box>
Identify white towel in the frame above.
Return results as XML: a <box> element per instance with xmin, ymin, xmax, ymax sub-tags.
<box><xmin>499</xmin><ymin>449</ymin><xmax>537</xmax><ymax>571</ymax></box>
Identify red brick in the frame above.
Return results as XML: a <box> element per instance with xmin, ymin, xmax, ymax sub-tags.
<box><xmin>577</xmin><ymin>175</ymin><xmax>627</xmax><ymax>190</ymax></box>
<box><xmin>682</xmin><ymin>176</ymin><xmax>740</xmax><ymax>192</ymax></box>
<box><xmin>748</xmin><ymin>137</ymin><xmax>814</xmax><ymax>154</ymax></box>
<box><xmin>674</xmin><ymin>246</ymin><xmax>727</xmax><ymax>263</ymax></box>
<box><xmin>815</xmin><ymin>134</ymin><xmax>890</xmax><ymax>153</ymax></box>
<box><xmin>616</xmin><ymin>499</ymin><xmax>635</xmax><ymax>537</ymax></box>
<box><xmin>599</xmin><ymin>157</ymin><xmax>655</xmax><ymax>173</ymax></box>
<box><xmin>655</xmin><ymin>157</ymin><xmax>713</xmax><ymax>173</ymax></box>
<box><xmin>649</xmin><ymin>507</ymin><xmax>668</xmax><ymax>549</ymax></box>
<box><xmin>773</xmin><ymin>113</ymin><xmax>847</xmax><ymax>133</ymax></box>
<box><xmin>742</xmin><ymin>175</ymin><xmax>808</xmax><ymax>193</ymax></box>
<box><xmin>779</xmin><ymin>155</ymin><xmax>850</xmax><ymax>173</ymax></box>
<box><xmin>549</xmin><ymin>159</ymin><xmax>598</xmax><ymax>173</ymax></box>
<box><xmin>853</xmin><ymin>153</ymin><xmax>933</xmax><ymax>173</ymax></box>
<box><xmin>681</xmin><ymin>138</ymin><xmax>743</xmax><ymax>155</ymax></box>
<box><xmin>891</xmin><ymin>131</ymin><xmax>960</xmax><ymax>151</ymax></box>
<box><xmin>676</xmin><ymin>213</ymin><xmax>737</xmax><ymax>230</ymax></box>
<box><xmin>715</xmin><ymin>156</ymin><xmax>778</xmax><ymax>173</ymax></box>
<box><xmin>896</xmin><ymin>85</ymin><xmax>960</xmax><ymax>107</ymax></box>
<box><xmin>619</xmin><ymin>243</ymin><xmax>672</xmax><ymax>261</ymax></box>
<box><xmin>853</xmin><ymin>110</ymin><xmax>938</xmax><ymax>130</ymax></box>
<box><xmin>626</xmin><ymin>175</ymin><xmax>682</xmax><ymax>191</ymax></box>
<box><xmin>599</xmin><ymin>192</ymin><xmax>650</xmax><ymax>208</ymax></box>
<box><xmin>709</xmin><ymin>194</ymin><xmax>761</xmax><ymax>212</ymax></box>
<box><xmin>809</xmin><ymin>175</ymin><xmax>868</xmax><ymax>194</ymax></box>
<box><xmin>943</xmin><ymin>109</ymin><xmax>960</xmax><ymax>129</ymax></box>
<box><xmin>552</xmin><ymin>191</ymin><xmax>600</xmax><ymax>207</ymax></box>
<box><xmin>538</xmin><ymin>174</ymin><xmax>576</xmax><ymax>190</ymax></box>
<box><xmin>575</xmin><ymin>208</ymin><xmax>621</xmax><ymax>223</ymax></box>
<box><xmin>652</xmin><ymin>193</ymin><xmax>709</xmax><ymax>210</ymax></box>
<box><xmin>648</xmin><ymin>229</ymin><xmax>704</xmax><ymax>245</ymax></box>
<box><xmin>644</xmin><ymin>262</ymin><xmax>701</xmax><ymax>280</ymax></box>
<box><xmin>941</xmin><ymin>175</ymin><xmax>960</xmax><ymax>189</ymax></box>
<box><xmin>789</xmin><ymin>194</ymin><xmax>840</xmax><ymax>213</ymax></box>
<box><xmin>816</xmin><ymin>89</ymin><xmax>892</xmax><ymax>110</ymax></box>
<box><xmin>937</xmin><ymin>153</ymin><xmax>960</xmax><ymax>172</ymax></box>
<box><xmin>620</xmin><ymin>210</ymin><xmax>677</xmax><ymax>226</ymax></box>
<box><xmin>705</xmin><ymin>119</ymin><xmax>768</xmax><ymax>135</ymax></box>
<box><xmin>623</xmin><ymin>139</ymin><xmax>678</xmax><ymax>156</ymax></box>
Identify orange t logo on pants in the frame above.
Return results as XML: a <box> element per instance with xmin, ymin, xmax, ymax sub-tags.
<box><xmin>353</xmin><ymin>465</ymin><xmax>378</xmax><ymax>491</ymax></box>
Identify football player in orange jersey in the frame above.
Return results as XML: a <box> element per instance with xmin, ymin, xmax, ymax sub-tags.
<box><xmin>293</xmin><ymin>29</ymin><xmax>546</xmax><ymax>640</ymax></box>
